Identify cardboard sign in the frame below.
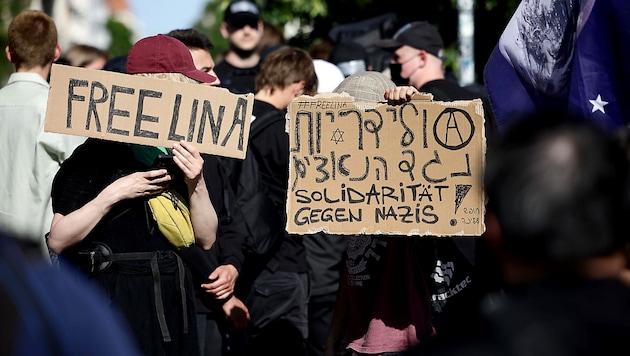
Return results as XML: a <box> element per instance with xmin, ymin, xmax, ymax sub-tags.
<box><xmin>286</xmin><ymin>93</ymin><xmax>486</xmax><ymax>236</ymax></box>
<box><xmin>45</xmin><ymin>64</ymin><xmax>253</xmax><ymax>159</ymax></box>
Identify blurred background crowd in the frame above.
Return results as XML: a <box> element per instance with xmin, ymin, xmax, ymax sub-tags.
<box><xmin>0</xmin><ymin>0</ymin><xmax>520</xmax><ymax>88</ymax></box>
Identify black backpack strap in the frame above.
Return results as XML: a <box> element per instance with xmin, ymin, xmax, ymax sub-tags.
<box><xmin>249</xmin><ymin>110</ymin><xmax>284</xmax><ymax>140</ymax></box>
<box><xmin>236</xmin><ymin>110</ymin><xmax>287</xmax><ymax>275</ymax></box>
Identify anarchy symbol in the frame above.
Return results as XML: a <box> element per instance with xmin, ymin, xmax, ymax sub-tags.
<box><xmin>433</xmin><ymin>108</ymin><xmax>475</xmax><ymax>150</ymax></box>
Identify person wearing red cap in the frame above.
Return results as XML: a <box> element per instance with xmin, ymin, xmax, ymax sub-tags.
<box><xmin>47</xmin><ymin>34</ymin><xmax>220</xmax><ymax>356</ymax></box>
<box><xmin>167</xmin><ymin>28</ymin><xmax>221</xmax><ymax>87</ymax></box>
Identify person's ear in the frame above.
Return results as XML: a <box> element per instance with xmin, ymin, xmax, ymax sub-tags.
<box><xmin>418</xmin><ymin>50</ymin><xmax>430</xmax><ymax>67</ymax></box>
<box><xmin>53</xmin><ymin>44</ymin><xmax>61</xmax><ymax>62</ymax></box>
<box><xmin>5</xmin><ymin>46</ymin><xmax>11</xmax><ymax>62</ymax></box>
<box><xmin>293</xmin><ymin>80</ymin><xmax>305</xmax><ymax>97</ymax></box>
<box><xmin>258</xmin><ymin>20</ymin><xmax>264</xmax><ymax>32</ymax></box>
<box><xmin>220</xmin><ymin>22</ymin><xmax>230</xmax><ymax>38</ymax></box>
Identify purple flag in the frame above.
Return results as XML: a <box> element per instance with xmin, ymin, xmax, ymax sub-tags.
<box><xmin>484</xmin><ymin>0</ymin><xmax>630</xmax><ymax>132</ymax></box>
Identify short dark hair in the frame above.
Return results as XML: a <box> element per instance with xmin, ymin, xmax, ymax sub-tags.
<box><xmin>255</xmin><ymin>46</ymin><xmax>318</xmax><ymax>96</ymax></box>
<box><xmin>484</xmin><ymin>112</ymin><xmax>630</xmax><ymax>263</ymax></box>
<box><xmin>166</xmin><ymin>28</ymin><xmax>214</xmax><ymax>52</ymax></box>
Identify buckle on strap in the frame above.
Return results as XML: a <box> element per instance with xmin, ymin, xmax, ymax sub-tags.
<box><xmin>77</xmin><ymin>242</ymin><xmax>112</xmax><ymax>273</ymax></box>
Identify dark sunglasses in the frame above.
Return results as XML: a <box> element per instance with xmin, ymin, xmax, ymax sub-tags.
<box><xmin>228</xmin><ymin>18</ymin><xmax>259</xmax><ymax>31</ymax></box>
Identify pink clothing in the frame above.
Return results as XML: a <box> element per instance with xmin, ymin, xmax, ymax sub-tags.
<box><xmin>345</xmin><ymin>235</ymin><xmax>436</xmax><ymax>354</ymax></box>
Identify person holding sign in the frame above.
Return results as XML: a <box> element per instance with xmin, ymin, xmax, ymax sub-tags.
<box><xmin>323</xmin><ymin>71</ymin><xmax>441</xmax><ymax>356</ymax></box>
<box><xmin>47</xmin><ymin>34</ymin><xmax>219</xmax><ymax>356</ymax></box>
<box><xmin>375</xmin><ymin>21</ymin><xmax>502</xmax><ymax>345</ymax></box>
<box><xmin>375</xmin><ymin>21</ymin><xmax>497</xmax><ymax>136</ymax></box>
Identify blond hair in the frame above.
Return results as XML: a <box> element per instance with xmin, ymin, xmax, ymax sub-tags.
<box><xmin>134</xmin><ymin>72</ymin><xmax>200</xmax><ymax>84</ymax></box>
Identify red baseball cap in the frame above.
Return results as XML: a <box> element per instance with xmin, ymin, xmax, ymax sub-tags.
<box><xmin>126</xmin><ymin>34</ymin><xmax>217</xmax><ymax>83</ymax></box>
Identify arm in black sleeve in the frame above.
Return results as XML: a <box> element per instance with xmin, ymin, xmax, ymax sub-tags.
<box><xmin>202</xmin><ymin>154</ymin><xmax>247</xmax><ymax>274</ymax></box>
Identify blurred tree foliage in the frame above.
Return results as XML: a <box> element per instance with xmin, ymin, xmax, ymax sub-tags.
<box><xmin>0</xmin><ymin>0</ymin><xmax>135</xmax><ymax>85</ymax></box>
<box><xmin>0</xmin><ymin>0</ymin><xmax>520</xmax><ymax>86</ymax></box>
<box><xmin>106</xmin><ymin>17</ymin><xmax>134</xmax><ymax>59</ymax></box>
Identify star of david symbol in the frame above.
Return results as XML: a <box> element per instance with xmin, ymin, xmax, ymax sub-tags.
<box><xmin>331</xmin><ymin>128</ymin><xmax>344</xmax><ymax>144</ymax></box>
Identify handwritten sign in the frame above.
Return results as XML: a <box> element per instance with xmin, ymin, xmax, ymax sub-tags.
<box><xmin>286</xmin><ymin>93</ymin><xmax>486</xmax><ymax>236</ymax></box>
<box><xmin>45</xmin><ymin>64</ymin><xmax>253</xmax><ymax>159</ymax></box>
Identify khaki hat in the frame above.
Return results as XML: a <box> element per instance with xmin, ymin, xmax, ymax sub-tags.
<box><xmin>333</xmin><ymin>71</ymin><xmax>396</xmax><ymax>102</ymax></box>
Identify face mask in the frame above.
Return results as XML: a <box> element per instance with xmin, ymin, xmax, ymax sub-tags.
<box><xmin>389</xmin><ymin>63</ymin><xmax>408</xmax><ymax>86</ymax></box>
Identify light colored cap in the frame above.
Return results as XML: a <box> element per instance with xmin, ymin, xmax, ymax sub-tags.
<box><xmin>333</xmin><ymin>70</ymin><xmax>396</xmax><ymax>102</ymax></box>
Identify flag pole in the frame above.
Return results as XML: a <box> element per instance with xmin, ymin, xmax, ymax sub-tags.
<box><xmin>457</xmin><ymin>0</ymin><xmax>475</xmax><ymax>86</ymax></box>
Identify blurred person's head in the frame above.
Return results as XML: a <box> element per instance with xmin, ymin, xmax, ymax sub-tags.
<box><xmin>257</xmin><ymin>20</ymin><xmax>285</xmax><ymax>56</ymax></box>
<box><xmin>309</xmin><ymin>39</ymin><xmax>335</xmax><ymax>61</ymax></box>
<box><xmin>167</xmin><ymin>28</ymin><xmax>220</xmax><ymax>86</ymax></box>
<box><xmin>61</xmin><ymin>44</ymin><xmax>108</xmax><ymax>70</ymax></box>
<box><xmin>484</xmin><ymin>112</ymin><xmax>630</xmax><ymax>284</ymax></box>
<box><xmin>103</xmin><ymin>55</ymin><xmax>128</xmax><ymax>73</ymax></box>
<box><xmin>329</xmin><ymin>40</ymin><xmax>370</xmax><ymax>77</ymax></box>
<box><xmin>6</xmin><ymin>10</ymin><xmax>60</xmax><ymax>71</ymax></box>
<box><xmin>255</xmin><ymin>46</ymin><xmax>317</xmax><ymax>109</ymax></box>
<box><xmin>375</xmin><ymin>21</ymin><xmax>445</xmax><ymax>88</ymax></box>
<box><xmin>333</xmin><ymin>71</ymin><xmax>395</xmax><ymax>102</ymax></box>
<box><xmin>221</xmin><ymin>0</ymin><xmax>263</xmax><ymax>55</ymax></box>
<box><xmin>313</xmin><ymin>59</ymin><xmax>344</xmax><ymax>94</ymax></box>
<box><xmin>126</xmin><ymin>34</ymin><xmax>216</xmax><ymax>85</ymax></box>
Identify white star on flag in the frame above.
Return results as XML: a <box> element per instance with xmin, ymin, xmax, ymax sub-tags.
<box><xmin>589</xmin><ymin>94</ymin><xmax>608</xmax><ymax>114</ymax></box>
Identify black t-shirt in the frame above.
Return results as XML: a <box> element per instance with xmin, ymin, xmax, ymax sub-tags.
<box><xmin>303</xmin><ymin>232</ymin><xmax>346</xmax><ymax>297</ymax></box>
<box><xmin>196</xmin><ymin>153</ymin><xmax>249</xmax><ymax>312</ymax></box>
<box><xmin>52</xmin><ymin>139</ymin><xmax>174</xmax><ymax>254</ymax></box>
<box><xmin>248</xmin><ymin>99</ymin><xmax>307</xmax><ymax>273</ymax></box>
<box><xmin>215</xmin><ymin>60</ymin><xmax>259</xmax><ymax>95</ymax></box>
<box><xmin>51</xmin><ymin>138</ymin><xmax>200</xmax><ymax>356</ymax></box>
<box><xmin>201</xmin><ymin>154</ymin><xmax>247</xmax><ymax>274</ymax></box>
<box><xmin>416</xmin><ymin>80</ymin><xmax>503</xmax><ymax>339</ymax></box>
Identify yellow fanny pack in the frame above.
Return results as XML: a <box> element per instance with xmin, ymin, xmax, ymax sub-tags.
<box><xmin>147</xmin><ymin>190</ymin><xmax>194</xmax><ymax>249</ymax></box>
